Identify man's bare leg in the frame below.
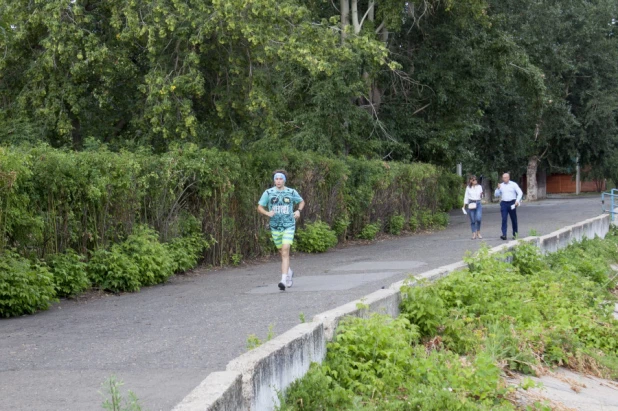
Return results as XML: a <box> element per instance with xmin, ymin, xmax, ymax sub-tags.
<box><xmin>280</xmin><ymin>244</ymin><xmax>290</xmax><ymax>276</ymax></box>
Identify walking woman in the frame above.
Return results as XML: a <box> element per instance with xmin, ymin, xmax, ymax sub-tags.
<box><xmin>464</xmin><ymin>175</ymin><xmax>483</xmax><ymax>239</ymax></box>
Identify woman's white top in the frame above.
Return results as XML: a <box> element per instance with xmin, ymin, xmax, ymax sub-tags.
<box><xmin>464</xmin><ymin>185</ymin><xmax>483</xmax><ymax>204</ymax></box>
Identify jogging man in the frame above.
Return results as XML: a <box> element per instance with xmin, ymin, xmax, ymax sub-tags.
<box><xmin>257</xmin><ymin>170</ymin><xmax>305</xmax><ymax>291</ymax></box>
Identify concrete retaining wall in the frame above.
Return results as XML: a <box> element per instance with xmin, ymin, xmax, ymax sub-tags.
<box><xmin>174</xmin><ymin>213</ymin><xmax>610</xmax><ymax>411</ymax></box>
<box><xmin>172</xmin><ymin>372</ymin><xmax>244</xmax><ymax>411</ymax></box>
<box><xmin>226</xmin><ymin>322</ymin><xmax>326</xmax><ymax>411</ymax></box>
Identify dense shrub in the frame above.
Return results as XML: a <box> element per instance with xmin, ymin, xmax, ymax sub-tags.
<box><xmin>118</xmin><ymin>226</ymin><xmax>175</xmax><ymax>286</ymax></box>
<box><xmin>332</xmin><ymin>216</ymin><xmax>351</xmax><ymax>239</ymax></box>
<box><xmin>0</xmin><ymin>144</ymin><xmax>458</xmax><ymax>266</ymax></box>
<box><xmin>88</xmin><ymin>247</ymin><xmax>142</xmax><ymax>293</ymax></box>
<box><xmin>402</xmin><ymin>239</ymin><xmax>618</xmax><ymax>375</ymax></box>
<box><xmin>295</xmin><ymin>221</ymin><xmax>338</xmax><ymax>253</ymax></box>
<box><xmin>357</xmin><ymin>222</ymin><xmax>380</xmax><ymax>240</ymax></box>
<box><xmin>0</xmin><ymin>250</ymin><xmax>56</xmax><ymax>317</ymax></box>
<box><xmin>87</xmin><ymin>226</ymin><xmax>192</xmax><ymax>293</ymax></box>
<box><xmin>47</xmin><ymin>250</ymin><xmax>89</xmax><ymax>297</ymax></box>
<box><xmin>281</xmin><ymin>315</ymin><xmax>510</xmax><ymax>410</ymax></box>
<box><xmin>166</xmin><ymin>233</ymin><xmax>211</xmax><ymax>273</ymax></box>
<box><xmin>386</xmin><ymin>214</ymin><xmax>405</xmax><ymax>235</ymax></box>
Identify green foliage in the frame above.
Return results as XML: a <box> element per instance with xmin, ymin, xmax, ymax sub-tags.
<box><xmin>1</xmin><ymin>0</ymin><xmax>617</xmax><ymax>185</ymax></box>
<box><xmin>0</xmin><ymin>250</ymin><xmax>56</xmax><ymax>317</ymax></box>
<box><xmin>166</xmin><ymin>234</ymin><xmax>211</xmax><ymax>273</ymax></box>
<box><xmin>0</xmin><ymin>144</ymin><xmax>457</xmax><ymax>268</ymax></box>
<box><xmin>88</xmin><ymin>248</ymin><xmax>141</xmax><ymax>294</ymax></box>
<box><xmin>0</xmin><ymin>144</ymin><xmax>458</xmax><ymax>310</ymax></box>
<box><xmin>386</xmin><ymin>214</ymin><xmax>405</xmax><ymax>235</ymax></box>
<box><xmin>332</xmin><ymin>216</ymin><xmax>351</xmax><ymax>239</ymax></box>
<box><xmin>358</xmin><ymin>223</ymin><xmax>380</xmax><ymax>240</ymax></box>
<box><xmin>246</xmin><ymin>334</ymin><xmax>262</xmax><ymax>351</ymax></box>
<box><xmin>47</xmin><ymin>250</ymin><xmax>89</xmax><ymax>297</ymax></box>
<box><xmin>417</xmin><ymin>210</ymin><xmax>449</xmax><ymax>230</ymax></box>
<box><xmin>281</xmin><ymin>233</ymin><xmax>618</xmax><ymax>409</ymax></box>
<box><xmin>404</xmin><ymin>239</ymin><xmax>618</xmax><ymax>374</ymax></box>
<box><xmin>295</xmin><ymin>221</ymin><xmax>338</xmax><ymax>253</ymax></box>
<box><xmin>432</xmin><ymin>212</ymin><xmax>450</xmax><ymax>228</ymax></box>
<box><xmin>118</xmin><ymin>226</ymin><xmax>175</xmax><ymax>286</ymax></box>
<box><xmin>230</xmin><ymin>253</ymin><xmax>242</xmax><ymax>267</ymax></box>
<box><xmin>246</xmin><ymin>324</ymin><xmax>276</xmax><ymax>351</ymax></box>
<box><xmin>281</xmin><ymin>315</ymin><xmax>512</xmax><ymax>411</ymax></box>
<box><xmin>100</xmin><ymin>376</ymin><xmax>142</xmax><ymax>411</ymax></box>
<box><xmin>88</xmin><ymin>225</ymin><xmax>191</xmax><ymax>292</ymax></box>
<box><xmin>511</xmin><ymin>242</ymin><xmax>547</xmax><ymax>276</ymax></box>
<box><xmin>0</xmin><ymin>0</ymin><xmax>390</xmax><ymax>153</ymax></box>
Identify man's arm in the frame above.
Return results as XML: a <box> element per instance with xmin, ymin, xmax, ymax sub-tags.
<box><xmin>515</xmin><ymin>184</ymin><xmax>523</xmax><ymax>205</ymax></box>
<box><xmin>294</xmin><ymin>200</ymin><xmax>305</xmax><ymax>219</ymax></box>
<box><xmin>257</xmin><ymin>191</ymin><xmax>274</xmax><ymax>217</ymax></box>
<box><xmin>494</xmin><ymin>183</ymin><xmax>502</xmax><ymax>199</ymax></box>
<box><xmin>257</xmin><ymin>204</ymin><xmax>274</xmax><ymax>217</ymax></box>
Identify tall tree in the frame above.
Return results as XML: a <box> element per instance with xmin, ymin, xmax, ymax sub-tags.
<box><xmin>488</xmin><ymin>0</ymin><xmax>618</xmax><ymax>199</ymax></box>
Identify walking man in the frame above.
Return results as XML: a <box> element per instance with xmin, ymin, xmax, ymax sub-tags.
<box><xmin>257</xmin><ymin>170</ymin><xmax>305</xmax><ymax>291</ymax></box>
<box><xmin>494</xmin><ymin>173</ymin><xmax>523</xmax><ymax>240</ymax></box>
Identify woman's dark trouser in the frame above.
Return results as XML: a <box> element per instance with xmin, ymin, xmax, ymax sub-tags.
<box><xmin>468</xmin><ymin>201</ymin><xmax>482</xmax><ymax>233</ymax></box>
<box><xmin>500</xmin><ymin>200</ymin><xmax>518</xmax><ymax>237</ymax></box>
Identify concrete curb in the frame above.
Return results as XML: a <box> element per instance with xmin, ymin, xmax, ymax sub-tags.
<box><xmin>172</xmin><ymin>372</ymin><xmax>244</xmax><ymax>411</ymax></box>
<box><xmin>174</xmin><ymin>213</ymin><xmax>610</xmax><ymax>411</ymax></box>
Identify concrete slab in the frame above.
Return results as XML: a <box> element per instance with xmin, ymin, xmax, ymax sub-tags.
<box><xmin>332</xmin><ymin>260</ymin><xmax>426</xmax><ymax>271</ymax></box>
<box><xmin>511</xmin><ymin>368</ymin><xmax>618</xmax><ymax>411</ymax></box>
<box><xmin>246</xmin><ymin>272</ymin><xmax>401</xmax><ymax>294</ymax></box>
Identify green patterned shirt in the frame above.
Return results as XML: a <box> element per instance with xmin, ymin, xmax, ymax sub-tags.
<box><xmin>258</xmin><ymin>187</ymin><xmax>303</xmax><ymax>230</ymax></box>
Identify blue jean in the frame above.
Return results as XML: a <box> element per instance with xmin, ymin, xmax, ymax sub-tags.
<box><xmin>500</xmin><ymin>200</ymin><xmax>518</xmax><ymax>237</ymax></box>
<box><xmin>468</xmin><ymin>201</ymin><xmax>482</xmax><ymax>233</ymax></box>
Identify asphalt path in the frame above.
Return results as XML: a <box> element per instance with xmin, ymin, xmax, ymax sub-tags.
<box><xmin>0</xmin><ymin>196</ymin><xmax>603</xmax><ymax>410</ymax></box>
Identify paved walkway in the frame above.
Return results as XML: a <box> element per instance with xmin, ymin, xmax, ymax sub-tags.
<box><xmin>0</xmin><ymin>197</ymin><xmax>605</xmax><ymax>410</ymax></box>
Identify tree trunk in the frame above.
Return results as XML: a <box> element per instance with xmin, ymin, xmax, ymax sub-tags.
<box><xmin>340</xmin><ymin>0</ymin><xmax>350</xmax><ymax>41</ymax></box>
<box><xmin>527</xmin><ymin>156</ymin><xmax>539</xmax><ymax>201</ymax></box>
<box><xmin>351</xmin><ymin>0</ymin><xmax>360</xmax><ymax>34</ymax></box>
<box><xmin>71</xmin><ymin>115</ymin><xmax>82</xmax><ymax>150</ymax></box>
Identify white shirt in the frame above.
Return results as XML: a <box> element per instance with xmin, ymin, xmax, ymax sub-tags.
<box><xmin>464</xmin><ymin>185</ymin><xmax>483</xmax><ymax>204</ymax></box>
<box><xmin>495</xmin><ymin>181</ymin><xmax>523</xmax><ymax>202</ymax></box>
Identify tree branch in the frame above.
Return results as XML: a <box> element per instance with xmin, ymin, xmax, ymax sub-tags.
<box><xmin>375</xmin><ymin>20</ymin><xmax>385</xmax><ymax>34</ymax></box>
<box><xmin>359</xmin><ymin>1</ymin><xmax>374</xmax><ymax>30</ymax></box>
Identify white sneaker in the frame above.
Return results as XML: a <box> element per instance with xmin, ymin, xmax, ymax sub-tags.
<box><xmin>286</xmin><ymin>268</ymin><xmax>294</xmax><ymax>288</ymax></box>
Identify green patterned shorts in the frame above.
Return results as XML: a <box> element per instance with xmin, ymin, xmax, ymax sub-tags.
<box><xmin>271</xmin><ymin>227</ymin><xmax>295</xmax><ymax>249</ymax></box>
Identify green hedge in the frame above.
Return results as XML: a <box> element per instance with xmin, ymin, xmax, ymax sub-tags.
<box><xmin>0</xmin><ymin>144</ymin><xmax>460</xmax><ymax>316</ymax></box>
<box><xmin>0</xmin><ymin>144</ymin><xmax>460</xmax><ymax>264</ymax></box>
